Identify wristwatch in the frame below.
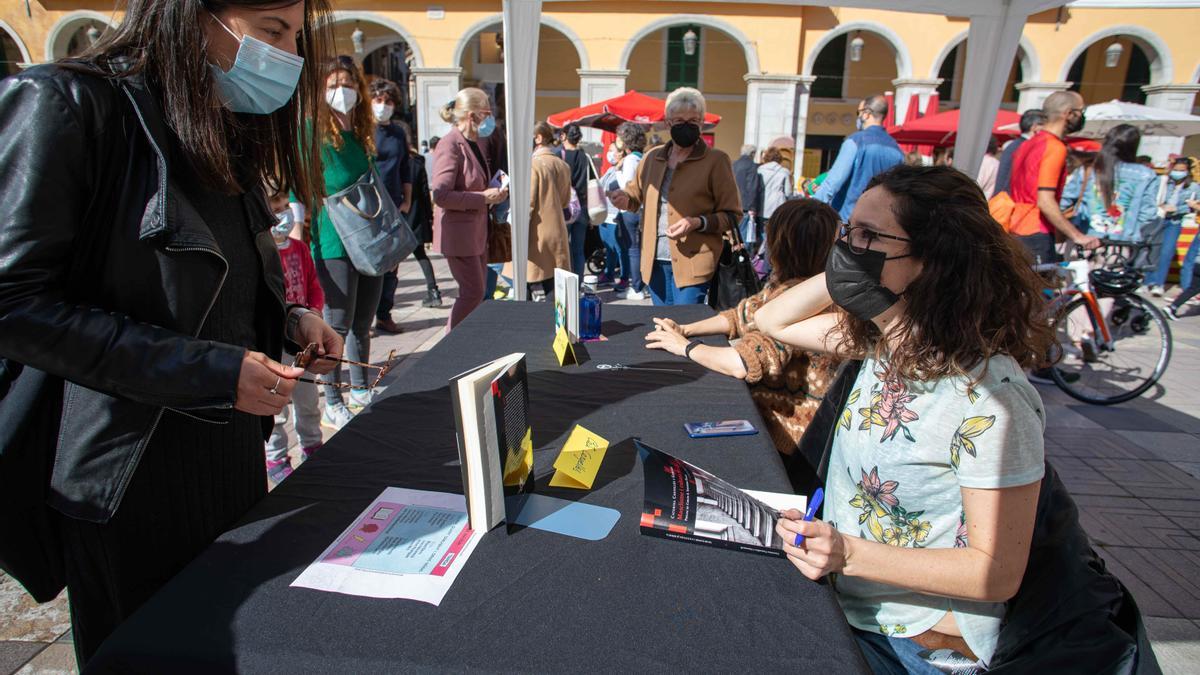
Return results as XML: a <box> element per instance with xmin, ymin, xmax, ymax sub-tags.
<box><xmin>684</xmin><ymin>340</ymin><xmax>703</xmax><ymax>359</ymax></box>
<box><xmin>286</xmin><ymin>306</ymin><xmax>314</xmax><ymax>344</ymax></box>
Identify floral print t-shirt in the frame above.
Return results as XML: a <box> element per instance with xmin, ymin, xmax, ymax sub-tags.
<box><xmin>826</xmin><ymin>354</ymin><xmax>1046</xmax><ymax>665</ymax></box>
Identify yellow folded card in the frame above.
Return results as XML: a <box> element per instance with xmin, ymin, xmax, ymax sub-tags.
<box><xmin>552</xmin><ymin>326</ymin><xmax>577</xmax><ymax>366</ymax></box>
<box><xmin>549</xmin><ymin>425</ymin><xmax>608</xmax><ymax>489</ymax></box>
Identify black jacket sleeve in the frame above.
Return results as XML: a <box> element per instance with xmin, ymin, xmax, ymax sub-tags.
<box><xmin>0</xmin><ymin>71</ymin><xmax>243</xmax><ymax>410</ymax></box>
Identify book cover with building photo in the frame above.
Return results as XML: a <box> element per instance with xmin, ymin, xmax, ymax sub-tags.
<box><xmin>637</xmin><ymin>440</ymin><xmax>806</xmax><ymax>558</ymax></box>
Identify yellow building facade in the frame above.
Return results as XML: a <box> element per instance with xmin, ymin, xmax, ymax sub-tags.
<box><xmin>3</xmin><ymin>1</ymin><xmax>1198</xmax><ymax>165</ymax></box>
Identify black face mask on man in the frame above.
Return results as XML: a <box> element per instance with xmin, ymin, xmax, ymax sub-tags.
<box><xmin>825</xmin><ymin>239</ymin><xmax>908</xmax><ymax>322</ymax></box>
<box><xmin>670</xmin><ymin>122</ymin><xmax>701</xmax><ymax>148</ymax></box>
<box><xmin>1065</xmin><ymin>110</ymin><xmax>1086</xmax><ymax>135</ymax></box>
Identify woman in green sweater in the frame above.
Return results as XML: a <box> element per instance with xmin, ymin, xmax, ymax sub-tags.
<box><xmin>310</xmin><ymin>56</ymin><xmax>378</xmax><ymax>429</ymax></box>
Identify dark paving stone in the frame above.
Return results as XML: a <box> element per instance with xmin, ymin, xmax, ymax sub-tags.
<box><xmin>0</xmin><ymin>641</ymin><xmax>45</xmax><ymax>674</ymax></box>
<box><xmin>1101</xmin><ymin>545</ymin><xmax>1200</xmax><ymax>619</ymax></box>
<box><xmin>1044</xmin><ymin>429</ymin><xmax>1159</xmax><ymax>460</ymax></box>
<box><xmin>1097</xmin><ymin>546</ymin><xmax>1182</xmax><ymax>619</ymax></box>
<box><xmin>1068</xmin><ymin>405</ymin><xmax>1178</xmax><ymax>432</ymax></box>
<box><xmin>1072</xmin><ymin>495</ymin><xmax>1200</xmax><ymax>549</ymax></box>
<box><xmin>1052</xmin><ymin>456</ymin><xmax>1131</xmax><ymax>497</ymax></box>
<box><xmin>1080</xmin><ymin>458</ymin><xmax>1198</xmax><ymax>500</ymax></box>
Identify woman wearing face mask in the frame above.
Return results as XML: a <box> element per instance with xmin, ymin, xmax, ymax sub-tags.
<box><xmin>432</xmin><ymin>87</ymin><xmax>508</xmax><ymax>329</ymax></box>
<box><xmin>608</xmin><ymin>88</ymin><xmax>740</xmax><ymax>305</ymax></box>
<box><xmin>0</xmin><ymin>1</ymin><xmax>343</xmax><ymax>664</ymax></box>
<box><xmin>308</xmin><ymin>55</ymin><xmax>380</xmax><ymax>427</ymax></box>
<box><xmin>368</xmin><ymin>79</ymin><xmax>411</xmax><ymax>334</ymax></box>
<box><xmin>1146</xmin><ymin>157</ymin><xmax>1200</xmax><ymax>297</ymax></box>
<box><xmin>1085</xmin><ymin>124</ymin><xmax>1159</xmax><ymax>244</ymax></box>
<box><xmin>755</xmin><ymin>166</ymin><xmax>1061</xmax><ymax>671</ymax></box>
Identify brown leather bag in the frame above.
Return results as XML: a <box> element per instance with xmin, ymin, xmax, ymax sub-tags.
<box><xmin>487</xmin><ymin>211</ymin><xmax>512</xmax><ymax>264</ymax></box>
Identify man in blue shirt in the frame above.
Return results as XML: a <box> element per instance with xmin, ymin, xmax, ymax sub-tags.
<box><xmin>814</xmin><ymin>95</ymin><xmax>904</xmax><ymax>220</ymax></box>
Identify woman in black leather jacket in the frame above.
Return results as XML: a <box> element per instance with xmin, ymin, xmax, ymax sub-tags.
<box><xmin>0</xmin><ymin>1</ymin><xmax>342</xmax><ymax>665</ymax></box>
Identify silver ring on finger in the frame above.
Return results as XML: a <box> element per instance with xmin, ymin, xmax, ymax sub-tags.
<box><xmin>269</xmin><ymin>376</ymin><xmax>281</xmax><ymax>395</ymax></box>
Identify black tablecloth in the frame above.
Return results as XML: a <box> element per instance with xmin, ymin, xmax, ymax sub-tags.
<box><xmin>89</xmin><ymin>303</ymin><xmax>868</xmax><ymax>674</ymax></box>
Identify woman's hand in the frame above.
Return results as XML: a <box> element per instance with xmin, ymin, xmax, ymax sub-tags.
<box><xmin>295</xmin><ymin>311</ymin><xmax>343</xmax><ymax>376</ymax></box>
<box><xmin>607</xmin><ymin>189</ymin><xmax>631</xmax><ymax>211</ymax></box>
<box><xmin>775</xmin><ymin>511</ymin><xmax>850</xmax><ymax>581</ymax></box>
<box><xmin>482</xmin><ymin>187</ymin><xmax>508</xmax><ymax>205</ymax></box>
<box><xmin>666</xmin><ymin>216</ymin><xmax>701</xmax><ymax>238</ymax></box>
<box><xmin>236</xmin><ymin>351</ymin><xmax>304</xmax><ymax>416</ymax></box>
<box><xmin>644</xmin><ymin>319</ymin><xmax>689</xmax><ymax>356</ymax></box>
<box><xmin>652</xmin><ymin>316</ymin><xmax>688</xmax><ymax>337</ymax></box>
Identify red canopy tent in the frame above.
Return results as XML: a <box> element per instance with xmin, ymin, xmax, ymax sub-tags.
<box><xmin>547</xmin><ymin>90</ymin><xmax>721</xmax><ymax>133</ymax></box>
<box><xmin>887</xmin><ymin>108</ymin><xmax>1021</xmax><ymax>147</ymax></box>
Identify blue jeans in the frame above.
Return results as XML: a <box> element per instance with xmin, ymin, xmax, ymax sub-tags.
<box><xmin>484</xmin><ymin>263</ymin><xmax>511</xmax><ymax>300</ymax></box>
<box><xmin>618</xmin><ymin>211</ymin><xmax>644</xmax><ymax>291</ymax></box>
<box><xmin>568</xmin><ymin>215</ymin><xmax>588</xmax><ymax>275</ymax></box>
<box><xmin>1182</xmin><ymin>230</ymin><xmax>1200</xmax><ymax>290</ymax></box>
<box><xmin>648</xmin><ymin>260</ymin><xmax>709</xmax><ymax>306</ymax></box>
<box><xmin>853</xmin><ymin>629</ymin><xmax>973</xmax><ymax>675</ymax></box>
<box><xmin>598</xmin><ymin>220</ymin><xmax>623</xmax><ymax>280</ymax></box>
<box><xmin>1146</xmin><ymin>218</ymin><xmax>1182</xmax><ymax>287</ymax></box>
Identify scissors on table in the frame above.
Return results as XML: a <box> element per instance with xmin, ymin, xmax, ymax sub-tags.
<box><xmin>595</xmin><ymin>363</ymin><xmax>684</xmax><ymax>373</ymax></box>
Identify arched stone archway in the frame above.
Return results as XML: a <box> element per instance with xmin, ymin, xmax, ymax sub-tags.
<box><xmin>330</xmin><ymin>13</ymin><xmax>420</xmax><ymax>129</ymax></box>
<box><xmin>1058</xmin><ymin>25</ymin><xmax>1173</xmax><ymax>88</ymax></box>
<box><xmin>620</xmin><ymin>19</ymin><xmax>751</xmax><ymax>157</ymax></box>
<box><xmin>0</xmin><ymin>19</ymin><xmax>31</xmax><ymax>74</ymax></box>
<box><xmin>45</xmin><ymin>10</ymin><xmax>117</xmax><ymax>61</ymax></box>
<box><xmin>930</xmin><ymin>32</ymin><xmax>1037</xmax><ymax>107</ymax></box>
<box><xmin>802</xmin><ymin>21</ymin><xmax>912</xmax><ymax>82</ymax></box>
<box><xmin>618</xmin><ymin>14</ymin><xmax>757</xmax><ymax>76</ymax></box>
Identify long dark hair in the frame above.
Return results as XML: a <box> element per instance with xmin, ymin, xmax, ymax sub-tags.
<box><xmin>1094</xmin><ymin>123</ymin><xmax>1141</xmax><ymax>208</ymax></box>
<box><xmin>70</xmin><ymin>0</ymin><xmax>332</xmax><ymax>207</ymax></box>
<box><xmin>836</xmin><ymin>165</ymin><xmax>1055</xmax><ymax>382</ymax></box>
<box><xmin>766</xmin><ymin>199</ymin><xmax>838</xmax><ymax>283</ymax></box>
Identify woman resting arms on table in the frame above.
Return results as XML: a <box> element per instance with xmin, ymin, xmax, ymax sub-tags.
<box><xmin>755</xmin><ymin>165</ymin><xmax>1051</xmax><ymax>673</ymax></box>
<box><xmin>645</xmin><ymin>198</ymin><xmax>841</xmax><ymax>456</ymax></box>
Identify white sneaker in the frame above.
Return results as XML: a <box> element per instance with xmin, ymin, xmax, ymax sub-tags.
<box><xmin>321</xmin><ymin>402</ymin><xmax>354</xmax><ymax>431</ymax></box>
<box><xmin>623</xmin><ymin>288</ymin><xmax>645</xmax><ymax>301</ymax></box>
<box><xmin>1149</xmin><ymin>285</ymin><xmax>1164</xmax><ymax>297</ymax></box>
<box><xmin>347</xmin><ymin>388</ymin><xmax>374</xmax><ymax>410</ymax></box>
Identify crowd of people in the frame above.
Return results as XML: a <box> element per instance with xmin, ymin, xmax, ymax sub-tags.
<box><xmin>0</xmin><ymin>1</ymin><xmax>1178</xmax><ymax>672</ymax></box>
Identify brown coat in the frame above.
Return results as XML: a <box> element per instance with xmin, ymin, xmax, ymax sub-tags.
<box><xmin>522</xmin><ymin>150</ymin><xmax>572</xmax><ymax>283</ymax></box>
<box><xmin>621</xmin><ymin>140</ymin><xmax>741</xmax><ymax>288</ymax></box>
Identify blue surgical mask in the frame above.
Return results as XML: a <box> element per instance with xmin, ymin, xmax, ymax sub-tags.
<box><xmin>208</xmin><ymin>14</ymin><xmax>304</xmax><ymax>115</ymax></box>
<box><xmin>478</xmin><ymin>115</ymin><xmax>496</xmax><ymax>138</ymax></box>
<box><xmin>272</xmin><ymin>210</ymin><xmax>295</xmax><ymax>246</ymax></box>
<box><xmin>1170</xmin><ymin>170</ymin><xmax>1188</xmax><ymax>182</ymax></box>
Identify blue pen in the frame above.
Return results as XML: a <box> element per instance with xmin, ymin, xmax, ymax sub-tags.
<box><xmin>792</xmin><ymin>487</ymin><xmax>824</xmax><ymax>547</ymax></box>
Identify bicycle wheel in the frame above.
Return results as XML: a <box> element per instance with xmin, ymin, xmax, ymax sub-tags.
<box><xmin>1051</xmin><ymin>293</ymin><xmax>1172</xmax><ymax>405</ymax></box>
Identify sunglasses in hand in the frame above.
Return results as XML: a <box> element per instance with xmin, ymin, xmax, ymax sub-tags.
<box><xmin>292</xmin><ymin>342</ymin><xmax>398</xmax><ymax>390</ymax></box>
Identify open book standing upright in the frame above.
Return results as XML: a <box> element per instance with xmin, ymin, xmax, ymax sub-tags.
<box><xmin>450</xmin><ymin>353</ymin><xmax>535</xmax><ymax>532</ymax></box>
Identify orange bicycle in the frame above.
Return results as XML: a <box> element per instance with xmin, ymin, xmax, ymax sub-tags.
<box><xmin>1038</xmin><ymin>239</ymin><xmax>1173</xmax><ymax>405</ymax></box>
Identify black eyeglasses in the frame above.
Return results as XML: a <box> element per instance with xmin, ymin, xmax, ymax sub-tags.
<box><xmin>292</xmin><ymin>343</ymin><xmax>398</xmax><ymax>390</ymax></box>
<box><xmin>839</xmin><ymin>224</ymin><xmax>911</xmax><ymax>256</ymax></box>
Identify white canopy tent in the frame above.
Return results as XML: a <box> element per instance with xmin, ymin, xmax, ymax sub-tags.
<box><xmin>501</xmin><ymin>0</ymin><xmax>1068</xmax><ymax>299</ymax></box>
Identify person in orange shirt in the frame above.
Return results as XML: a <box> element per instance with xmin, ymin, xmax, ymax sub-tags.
<box><xmin>1008</xmin><ymin>91</ymin><xmax>1101</xmax><ymax>264</ymax></box>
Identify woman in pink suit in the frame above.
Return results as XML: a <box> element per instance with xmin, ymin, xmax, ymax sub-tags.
<box><xmin>431</xmin><ymin>87</ymin><xmax>508</xmax><ymax>330</ymax></box>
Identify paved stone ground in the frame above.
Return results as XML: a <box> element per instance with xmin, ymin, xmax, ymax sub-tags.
<box><xmin>3</xmin><ymin>250</ymin><xmax>1198</xmax><ymax>673</ymax></box>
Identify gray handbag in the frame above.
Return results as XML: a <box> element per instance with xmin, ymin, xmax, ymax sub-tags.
<box><xmin>323</xmin><ymin>165</ymin><xmax>418</xmax><ymax>276</ymax></box>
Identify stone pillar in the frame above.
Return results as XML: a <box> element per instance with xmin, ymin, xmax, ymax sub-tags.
<box><xmin>743</xmin><ymin>74</ymin><xmax>814</xmax><ymax>156</ymax></box>
<box><xmin>412</xmin><ymin>67</ymin><xmax>462</xmax><ymax>145</ymax></box>
<box><xmin>1141</xmin><ymin>84</ymin><xmax>1200</xmax><ymax>163</ymax></box>
<box><xmin>577</xmin><ymin>69</ymin><xmax>629</xmax><ymax>143</ymax></box>
<box><xmin>1014</xmin><ymin>82</ymin><xmax>1073</xmax><ymax>113</ymax></box>
<box><xmin>890</xmin><ymin>79</ymin><xmax>943</xmax><ymax>123</ymax></box>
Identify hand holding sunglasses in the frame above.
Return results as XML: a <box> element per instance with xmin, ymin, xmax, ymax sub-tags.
<box><xmin>292</xmin><ymin>343</ymin><xmax>399</xmax><ymax>390</ymax></box>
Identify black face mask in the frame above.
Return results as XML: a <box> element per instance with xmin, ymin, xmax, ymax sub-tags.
<box><xmin>670</xmin><ymin>122</ymin><xmax>701</xmax><ymax>148</ymax></box>
<box><xmin>1065</xmin><ymin>111</ymin><xmax>1086</xmax><ymax>135</ymax></box>
<box><xmin>825</xmin><ymin>239</ymin><xmax>901</xmax><ymax>322</ymax></box>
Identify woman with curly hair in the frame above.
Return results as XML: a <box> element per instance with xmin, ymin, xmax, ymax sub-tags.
<box><xmin>756</xmin><ymin>165</ymin><xmax>1056</xmax><ymax>671</ymax></box>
